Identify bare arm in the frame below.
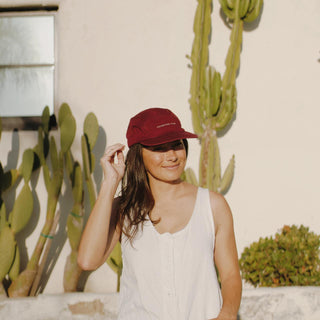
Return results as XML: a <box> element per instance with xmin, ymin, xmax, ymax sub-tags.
<box><xmin>210</xmin><ymin>192</ymin><xmax>242</xmax><ymax>320</ymax></box>
<box><xmin>77</xmin><ymin>143</ymin><xmax>125</xmax><ymax>270</ymax></box>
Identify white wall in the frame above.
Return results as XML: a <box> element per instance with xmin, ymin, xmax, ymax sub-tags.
<box><xmin>0</xmin><ymin>0</ymin><xmax>320</xmax><ymax>293</ymax></box>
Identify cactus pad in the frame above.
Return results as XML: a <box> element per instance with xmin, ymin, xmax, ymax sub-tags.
<box><xmin>41</xmin><ymin>106</ymin><xmax>50</xmax><ymax>134</ymax></box>
<box><xmin>84</xmin><ymin>112</ymin><xmax>99</xmax><ymax>150</ymax></box>
<box><xmin>60</xmin><ymin>113</ymin><xmax>76</xmax><ymax>154</ymax></box>
<box><xmin>0</xmin><ymin>226</ymin><xmax>16</xmax><ymax>281</ymax></box>
<box><xmin>9</xmin><ymin>184</ymin><xmax>33</xmax><ymax>234</ymax></box>
<box><xmin>58</xmin><ymin>103</ymin><xmax>72</xmax><ymax>125</ymax></box>
<box><xmin>8</xmin><ymin>245</ymin><xmax>20</xmax><ymax>281</ymax></box>
<box><xmin>22</xmin><ymin>149</ymin><xmax>34</xmax><ymax>183</ymax></box>
<box><xmin>0</xmin><ymin>202</ymin><xmax>6</xmax><ymax>232</ymax></box>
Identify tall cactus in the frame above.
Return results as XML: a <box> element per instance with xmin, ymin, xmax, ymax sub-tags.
<box><xmin>187</xmin><ymin>0</ymin><xmax>263</xmax><ymax>193</ymax></box>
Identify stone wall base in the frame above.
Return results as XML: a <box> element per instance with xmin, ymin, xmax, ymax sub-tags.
<box><xmin>0</xmin><ymin>287</ymin><xmax>320</xmax><ymax>320</ymax></box>
<box><xmin>239</xmin><ymin>287</ymin><xmax>320</xmax><ymax>320</ymax></box>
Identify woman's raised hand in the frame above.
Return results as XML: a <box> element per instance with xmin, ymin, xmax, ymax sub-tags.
<box><xmin>100</xmin><ymin>143</ymin><xmax>125</xmax><ymax>186</ymax></box>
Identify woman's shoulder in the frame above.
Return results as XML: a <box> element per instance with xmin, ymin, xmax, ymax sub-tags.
<box><xmin>207</xmin><ymin>189</ymin><xmax>227</xmax><ymax>205</ymax></box>
<box><xmin>206</xmin><ymin>189</ymin><xmax>233</xmax><ymax>227</ymax></box>
<box><xmin>182</xmin><ymin>183</ymin><xmax>226</xmax><ymax>205</ymax></box>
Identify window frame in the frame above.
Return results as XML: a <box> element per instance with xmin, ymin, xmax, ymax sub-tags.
<box><xmin>0</xmin><ymin>5</ymin><xmax>58</xmax><ymax>130</ymax></box>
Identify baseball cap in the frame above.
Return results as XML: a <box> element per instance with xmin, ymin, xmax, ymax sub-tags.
<box><xmin>126</xmin><ymin>107</ymin><xmax>198</xmax><ymax>147</ymax></box>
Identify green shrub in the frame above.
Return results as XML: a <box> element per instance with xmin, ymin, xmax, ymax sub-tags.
<box><xmin>239</xmin><ymin>225</ymin><xmax>320</xmax><ymax>287</ymax></box>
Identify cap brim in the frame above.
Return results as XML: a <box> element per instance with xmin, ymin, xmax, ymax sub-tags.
<box><xmin>139</xmin><ymin>130</ymin><xmax>198</xmax><ymax>146</ymax></box>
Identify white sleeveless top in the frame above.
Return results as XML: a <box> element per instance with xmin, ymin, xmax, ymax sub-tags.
<box><xmin>118</xmin><ymin>187</ymin><xmax>222</xmax><ymax>320</ymax></box>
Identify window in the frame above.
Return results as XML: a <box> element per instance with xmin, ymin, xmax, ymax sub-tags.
<box><xmin>0</xmin><ymin>6</ymin><xmax>58</xmax><ymax>130</ymax></box>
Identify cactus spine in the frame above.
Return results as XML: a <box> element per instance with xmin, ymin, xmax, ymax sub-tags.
<box><xmin>187</xmin><ymin>0</ymin><xmax>263</xmax><ymax>193</ymax></box>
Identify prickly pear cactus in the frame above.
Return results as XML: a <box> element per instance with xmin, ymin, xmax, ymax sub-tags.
<box><xmin>0</xmin><ymin>226</ymin><xmax>15</xmax><ymax>282</ymax></box>
<box><xmin>0</xmin><ymin>148</ymin><xmax>35</xmax><ymax>296</ymax></box>
<box><xmin>59</xmin><ymin>103</ymin><xmax>76</xmax><ymax>154</ymax></box>
<box><xmin>1</xmin><ymin>104</ymin><xmax>102</xmax><ymax>296</ymax></box>
<box><xmin>60</xmin><ymin>105</ymin><xmax>100</xmax><ymax>292</ymax></box>
<box><xmin>0</xmin><ymin>116</ymin><xmax>40</xmax><ymax>297</ymax></box>
<box><xmin>186</xmin><ymin>0</ymin><xmax>263</xmax><ymax>193</ymax></box>
<box><xmin>82</xmin><ymin>112</ymin><xmax>99</xmax><ymax>208</ymax></box>
<box><xmin>107</xmin><ymin>241</ymin><xmax>123</xmax><ymax>292</ymax></box>
<box><xmin>8</xmin><ymin>106</ymin><xmax>64</xmax><ymax>297</ymax></box>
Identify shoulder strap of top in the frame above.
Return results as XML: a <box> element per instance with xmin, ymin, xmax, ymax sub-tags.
<box><xmin>198</xmin><ymin>187</ymin><xmax>215</xmax><ymax>238</ymax></box>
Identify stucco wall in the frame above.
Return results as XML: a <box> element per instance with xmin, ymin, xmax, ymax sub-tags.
<box><xmin>0</xmin><ymin>0</ymin><xmax>319</xmax><ymax>293</ymax></box>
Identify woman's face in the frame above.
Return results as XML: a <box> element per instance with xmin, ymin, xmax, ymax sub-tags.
<box><xmin>142</xmin><ymin>140</ymin><xmax>187</xmax><ymax>184</ymax></box>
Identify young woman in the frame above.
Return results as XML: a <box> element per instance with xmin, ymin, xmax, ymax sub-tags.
<box><xmin>78</xmin><ymin>107</ymin><xmax>242</xmax><ymax>320</ymax></box>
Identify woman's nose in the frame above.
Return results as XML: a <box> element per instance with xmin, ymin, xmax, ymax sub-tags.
<box><xmin>165</xmin><ymin>149</ymin><xmax>178</xmax><ymax>161</ymax></box>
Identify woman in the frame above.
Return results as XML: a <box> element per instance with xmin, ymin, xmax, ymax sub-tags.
<box><xmin>78</xmin><ymin>107</ymin><xmax>242</xmax><ymax>320</ymax></box>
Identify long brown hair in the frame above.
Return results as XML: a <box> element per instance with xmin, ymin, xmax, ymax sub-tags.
<box><xmin>118</xmin><ymin>140</ymin><xmax>188</xmax><ymax>241</ymax></box>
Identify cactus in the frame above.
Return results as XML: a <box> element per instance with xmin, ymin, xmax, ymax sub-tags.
<box><xmin>61</xmin><ymin>106</ymin><xmax>100</xmax><ymax>292</ymax></box>
<box><xmin>1</xmin><ymin>104</ymin><xmax>105</xmax><ymax>295</ymax></box>
<box><xmin>80</xmin><ymin>110</ymin><xmax>123</xmax><ymax>292</ymax></box>
<box><xmin>186</xmin><ymin>0</ymin><xmax>263</xmax><ymax>193</ymax></box>
<box><xmin>59</xmin><ymin>103</ymin><xmax>76</xmax><ymax>154</ymax></box>
<box><xmin>0</xmin><ymin>226</ymin><xmax>15</xmax><ymax>282</ymax></box>
<box><xmin>0</xmin><ymin>148</ymin><xmax>35</xmax><ymax>296</ymax></box>
<box><xmin>8</xmin><ymin>107</ymin><xmax>65</xmax><ymax>297</ymax></box>
<box><xmin>82</xmin><ymin>111</ymin><xmax>123</xmax><ymax>292</ymax></box>
<box><xmin>0</xmin><ymin>126</ymin><xmax>40</xmax><ymax>297</ymax></box>
<box><xmin>82</xmin><ymin>112</ymin><xmax>99</xmax><ymax>209</ymax></box>
<box><xmin>107</xmin><ymin>241</ymin><xmax>123</xmax><ymax>292</ymax></box>
<box><xmin>61</xmin><ymin>108</ymin><xmax>84</xmax><ymax>292</ymax></box>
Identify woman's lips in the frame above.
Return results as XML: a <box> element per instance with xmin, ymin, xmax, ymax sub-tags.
<box><xmin>162</xmin><ymin>164</ymin><xmax>180</xmax><ymax>169</ymax></box>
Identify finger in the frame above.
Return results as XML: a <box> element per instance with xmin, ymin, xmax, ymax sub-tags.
<box><xmin>104</xmin><ymin>144</ymin><xmax>125</xmax><ymax>156</ymax></box>
<box><xmin>102</xmin><ymin>144</ymin><xmax>125</xmax><ymax>161</ymax></box>
<box><xmin>116</xmin><ymin>150</ymin><xmax>125</xmax><ymax>165</ymax></box>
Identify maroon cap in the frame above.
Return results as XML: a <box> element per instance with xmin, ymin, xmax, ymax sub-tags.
<box><xmin>126</xmin><ymin>108</ymin><xmax>198</xmax><ymax>147</ymax></box>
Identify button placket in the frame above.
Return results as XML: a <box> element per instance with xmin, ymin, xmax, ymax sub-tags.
<box><xmin>161</xmin><ymin>234</ymin><xmax>178</xmax><ymax>319</ymax></box>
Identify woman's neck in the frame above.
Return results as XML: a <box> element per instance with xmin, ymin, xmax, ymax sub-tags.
<box><xmin>149</xmin><ymin>178</ymin><xmax>186</xmax><ymax>202</ymax></box>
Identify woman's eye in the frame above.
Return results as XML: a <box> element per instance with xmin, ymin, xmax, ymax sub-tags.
<box><xmin>172</xmin><ymin>142</ymin><xmax>184</xmax><ymax>150</ymax></box>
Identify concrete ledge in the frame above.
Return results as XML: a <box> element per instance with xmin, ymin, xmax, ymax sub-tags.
<box><xmin>1</xmin><ymin>287</ymin><xmax>320</xmax><ymax>319</ymax></box>
<box><xmin>0</xmin><ymin>293</ymin><xmax>119</xmax><ymax>320</ymax></box>
<box><xmin>239</xmin><ymin>287</ymin><xmax>320</xmax><ymax>320</ymax></box>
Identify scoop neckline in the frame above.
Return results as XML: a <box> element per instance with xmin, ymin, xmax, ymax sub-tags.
<box><xmin>148</xmin><ymin>187</ymin><xmax>200</xmax><ymax>237</ymax></box>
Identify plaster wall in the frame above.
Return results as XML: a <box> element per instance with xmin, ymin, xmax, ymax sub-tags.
<box><xmin>0</xmin><ymin>0</ymin><xmax>319</xmax><ymax>293</ymax></box>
